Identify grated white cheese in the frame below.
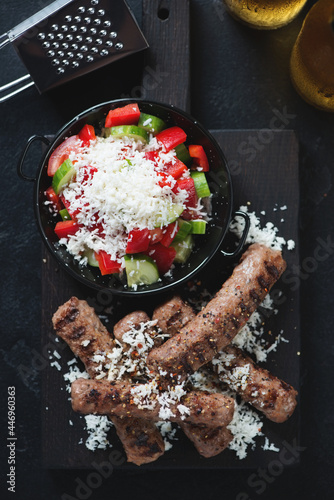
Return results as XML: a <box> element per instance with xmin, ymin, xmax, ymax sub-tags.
<box><xmin>56</xmin><ymin>135</ymin><xmax>199</xmax><ymax>265</ymax></box>
<box><xmin>91</xmin><ymin>353</ymin><xmax>106</xmax><ymax>364</ymax></box>
<box><xmin>229</xmin><ymin>205</ymin><xmax>295</xmax><ymax>251</ymax></box>
<box><xmin>67</xmin><ymin>357</ymin><xmax>77</xmax><ymax>366</ymax></box>
<box><xmin>227</xmin><ymin>399</ymin><xmax>263</xmax><ymax>460</ymax></box>
<box><xmin>212</xmin><ymin>357</ymin><xmax>250</xmax><ymax>392</ymax></box>
<box><xmin>83</xmin><ymin>415</ymin><xmax>113</xmax><ymax>451</ymax></box>
<box><xmin>142</xmin><ymin>117</ymin><xmax>152</xmax><ymax>127</ymax></box>
<box><xmin>156</xmin><ymin>421</ymin><xmax>178</xmax><ymax>451</ymax></box>
<box><xmin>231</xmin><ymin>295</ymin><xmax>287</xmax><ymax>363</ymax></box>
<box><xmin>130</xmin><ymin>380</ymin><xmax>158</xmax><ymax>411</ymax></box>
<box><xmin>50</xmin><ymin>360</ymin><xmax>61</xmax><ymax>371</ymax></box>
<box><xmin>101</xmin><ymin>320</ymin><xmax>169</xmax><ymax>381</ymax></box>
<box><xmin>262</xmin><ymin>436</ymin><xmax>280</xmax><ymax>452</ymax></box>
<box><xmin>129</xmin><ymin>377</ymin><xmax>190</xmax><ymax>421</ymax></box>
<box><xmin>156</xmin><ymin>381</ymin><xmax>188</xmax><ymax>421</ymax></box>
<box><xmin>189</xmin><ymin>367</ymin><xmax>221</xmax><ymax>393</ymax></box>
<box><xmin>63</xmin><ymin>364</ymin><xmax>90</xmax><ymax>392</ymax></box>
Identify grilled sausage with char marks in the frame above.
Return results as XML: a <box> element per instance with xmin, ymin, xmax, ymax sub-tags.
<box><xmin>155</xmin><ymin>295</ymin><xmax>297</xmax><ymax>423</ymax></box>
<box><xmin>152</xmin><ymin>296</ymin><xmax>196</xmax><ymax>337</ymax></box>
<box><xmin>214</xmin><ymin>345</ymin><xmax>297</xmax><ymax>423</ymax></box>
<box><xmin>113</xmin><ymin>311</ymin><xmax>164</xmax><ymax>348</ymax></box>
<box><xmin>71</xmin><ymin>378</ymin><xmax>235</xmax><ymax>427</ymax></box>
<box><xmin>152</xmin><ymin>297</ymin><xmax>234</xmax><ymax>456</ymax></box>
<box><xmin>52</xmin><ymin>297</ymin><xmax>165</xmax><ymax>465</ymax></box>
<box><xmin>180</xmin><ymin>422</ymin><xmax>233</xmax><ymax>458</ymax></box>
<box><xmin>146</xmin><ymin>244</ymin><xmax>287</xmax><ymax>381</ymax></box>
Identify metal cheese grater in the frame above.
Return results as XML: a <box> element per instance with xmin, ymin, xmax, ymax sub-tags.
<box><xmin>0</xmin><ymin>0</ymin><xmax>148</xmax><ymax>102</ymax></box>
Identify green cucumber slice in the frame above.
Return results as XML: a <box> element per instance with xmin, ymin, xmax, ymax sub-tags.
<box><xmin>124</xmin><ymin>254</ymin><xmax>159</xmax><ymax>287</ymax></box>
<box><xmin>190</xmin><ymin>171</ymin><xmax>211</xmax><ymax>198</ymax></box>
<box><xmin>190</xmin><ymin>219</ymin><xmax>207</xmax><ymax>234</ymax></box>
<box><xmin>52</xmin><ymin>159</ymin><xmax>76</xmax><ymax>195</ymax></box>
<box><xmin>175</xmin><ymin>143</ymin><xmax>191</xmax><ymax>164</ymax></box>
<box><xmin>83</xmin><ymin>249</ymin><xmax>99</xmax><ymax>267</ymax></box>
<box><xmin>171</xmin><ymin>234</ymin><xmax>194</xmax><ymax>264</ymax></box>
<box><xmin>154</xmin><ymin>203</ymin><xmax>184</xmax><ymax>228</ymax></box>
<box><xmin>138</xmin><ymin>112</ymin><xmax>166</xmax><ymax>134</ymax></box>
<box><xmin>173</xmin><ymin>218</ymin><xmax>192</xmax><ymax>242</ymax></box>
<box><xmin>104</xmin><ymin>125</ymin><xmax>149</xmax><ymax>143</ymax></box>
<box><xmin>59</xmin><ymin>208</ymin><xmax>71</xmax><ymax>221</ymax></box>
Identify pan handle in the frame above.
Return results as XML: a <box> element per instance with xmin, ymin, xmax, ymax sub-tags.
<box><xmin>221</xmin><ymin>210</ymin><xmax>250</xmax><ymax>258</ymax></box>
<box><xmin>17</xmin><ymin>135</ymin><xmax>51</xmax><ymax>182</ymax></box>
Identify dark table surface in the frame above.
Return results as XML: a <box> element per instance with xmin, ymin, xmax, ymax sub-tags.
<box><xmin>1</xmin><ymin>1</ymin><xmax>334</xmax><ymax>499</ymax></box>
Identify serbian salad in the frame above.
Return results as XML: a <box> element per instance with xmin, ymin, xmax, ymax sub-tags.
<box><xmin>45</xmin><ymin>102</ymin><xmax>212</xmax><ymax>288</ymax></box>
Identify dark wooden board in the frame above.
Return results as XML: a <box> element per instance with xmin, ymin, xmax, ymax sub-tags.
<box><xmin>41</xmin><ymin>128</ymin><xmax>300</xmax><ymax>469</ymax></box>
<box><xmin>41</xmin><ymin>0</ymin><xmax>300</xmax><ymax>470</ymax></box>
<box><xmin>142</xmin><ymin>0</ymin><xmax>190</xmax><ymax>109</ymax></box>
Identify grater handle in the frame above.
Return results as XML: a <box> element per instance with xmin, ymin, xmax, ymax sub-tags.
<box><xmin>0</xmin><ymin>33</ymin><xmax>10</xmax><ymax>50</ymax></box>
<box><xmin>0</xmin><ymin>32</ymin><xmax>34</xmax><ymax>103</ymax></box>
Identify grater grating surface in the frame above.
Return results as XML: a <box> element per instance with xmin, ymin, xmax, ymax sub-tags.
<box><xmin>2</xmin><ymin>0</ymin><xmax>148</xmax><ymax>95</ymax></box>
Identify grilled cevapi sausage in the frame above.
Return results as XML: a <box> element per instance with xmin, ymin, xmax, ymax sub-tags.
<box><xmin>71</xmin><ymin>378</ymin><xmax>235</xmax><ymax>427</ymax></box>
<box><xmin>214</xmin><ymin>345</ymin><xmax>297</xmax><ymax>423</ymax></box>
<box><xmin>152</xmin><ymin>296</ymin><xmax>234</xmax><ymax>456</ymax></box>
<box><xmin>113</xmin><ymin>302</ymin><xmax>233</xmax><ymax>457</ymax></box>
<box><xmin>52</xmin><ymin>296</ymin><xmax>116</xmax><ymax>379</ymax></box>
<box><xmin>152</xmin><ymin>296</ymin><xmax>196</xmax><ymax>336</ymax></box>
<box><xmin>146</xmin><ymin>243</ymin><xmax>287</xmax><ymax>381</ymax></box>
<box><xmin>114</xmin><ymin>311</ymin><xmax>151</xmax><ymax>339</ymax></box>
<box><xmin>110</xmin><ymin>415</ymin><xmax>164</xmax><ymax>463</ymax></box>
<box><xmin>113</xmin><ymin>310</ymin><xmax>164</xmax><ymax>348</ymax></box>
<box><xmin>52</xmin><ymin>297</ymin><xmax>165</xmax><ymax>465</ymax></box>
<box><xmin>154</xmin><ymin>296</ymin><xmax>297</xmax><ymax>423</ymax></box>
<box><xmin>180</xmin><ymin>422</ymin><xmax>233</xmax><ymax>458</ymax></box>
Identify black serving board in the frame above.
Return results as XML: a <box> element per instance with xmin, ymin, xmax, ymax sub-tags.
<box><xmin>41</xmin><ymin>0</ymin><xmax>300</xmax><ymax>469</ymax></box>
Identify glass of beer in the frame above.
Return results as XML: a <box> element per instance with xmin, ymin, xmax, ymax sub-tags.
<box><xmin>290</xmin><ymin>0</ymin><xmax>334</xmax><ymax>112</ymax></box>
<box><xmin>223</xmin><ymin>0</ymin><xmax>308</xmax><ymax>29</ymax></box>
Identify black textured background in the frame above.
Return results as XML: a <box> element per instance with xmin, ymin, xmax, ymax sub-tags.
<box><xmin>1</xmin><ymin>0</ymin><xmax>334</xmax><ymax>499</ymax></box>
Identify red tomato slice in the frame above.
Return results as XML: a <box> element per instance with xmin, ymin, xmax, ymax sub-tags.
<box><xmin>78</xmin><ymin>124</ymin><xmax>96</xmax><ymax>146</ymax></box>
<box><xmin>156</xmin><ymin>172</ymin><xmax>174</xmax><ymax>189</ymax></box>
<box><xmin>149</xmin><ymin>228</ymin><xmax>164</xmax><ymax>244</ymax></box>
<box><xmin>45</xmin><ymin>186</ymin><xmax>62</xmax><ymax>212</ymax></box>
<box><xmin>144</xmin><ymin>151</ymin><xmax>163</xmax><ymax>169</ymax></box>
<box><xmin>126</xmin><ymin>228</ymin><xmax>150</xmax><ymax>254</ymax></box>
<box><xmin>177</xmin><ymin>177</ymin><xmax>199</xmax><ymax>220</ymax></box>
<box><xmin>165</xmin><ymin>158</ymin><xmax>188</xmax><ymax>179</ymax></box>
<box><xmin>144</xmin><ymin>243</ymin><xmax>176</xmax><ymax>275</ymax></box>
<box><xmin>47</xmin><ymin>135</ymin><xmax>81</xmax><ymax>176</ymax></box>
<box><xmin>160</xmin><ymin>222</ymin><xmax>179</xmax><ymax>247</ymax></box>
<box><xmin>54</xmin><ymin>220</ymin><xmax>80</xmax><ymax>239</ymax></box>
<box><xmin>156</xmin><ymin>126</ymin><xmax>187</xmax><ymax>152</ymax></box>
<box><xmin>59</xmin><ymin>195</ymin><xmax>80</xmax><ymax>220</ymax></box>
<box><xmin>105</xmin><ymin>103</ymin><xmax>140</xmax><ymax>128</ymax></box>
<box><xmin>189</xmin><ymin>145</ymin><xmax>209</xmax><ymax>172</ymax></box>
<box><xmin>144</xmin><ymin>151</ymin><xmax>160</xmax><ymax>164</ymax></box>
<box><xmin>89</xmin><ymin>220</ymin><xmax>105</xmax><ymax>236</ymax></box>
<box><xmin>95</xmin><ymin>251</ymin><xmax>122</xmax><ymax>275</ymax></box>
